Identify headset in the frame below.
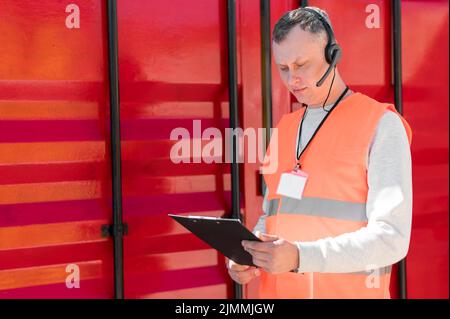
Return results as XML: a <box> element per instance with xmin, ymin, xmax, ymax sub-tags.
<box><xmin>302</xmin><ymin>8</ymin><xmax>342</xmax><ymax>87</ymax></box>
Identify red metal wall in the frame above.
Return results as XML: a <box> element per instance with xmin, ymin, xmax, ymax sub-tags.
<box><xmin>117</xmin><ymin>0</ymin><xmax>233</xmax><ymax>298</ymax></box>
<box><xmin>0</xmin><ymin>0</ymin><xmax>448</xmax><ymax>299</ymax></box>
<box><xmin>402</xmin><ymin>0</ymin><xmax>449</xmax><ymax>298</ymax></box>
<box><xmin>0</xmin><ymin>1</ymin><xmax>114</xmax><ymax>298</ymax></box>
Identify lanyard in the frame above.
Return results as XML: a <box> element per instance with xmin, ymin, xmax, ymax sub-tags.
<box><xmin>296</xmin><ymin>86</ymin><xmax>349</xmax><ymax>169</ymax></box>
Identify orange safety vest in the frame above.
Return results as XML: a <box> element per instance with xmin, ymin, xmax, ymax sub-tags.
<box><xmin>260</xmin><ymin>92</ymin><xmax>412</xmax><ymax>299</ymax></box>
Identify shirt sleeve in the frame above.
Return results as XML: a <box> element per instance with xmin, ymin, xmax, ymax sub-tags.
<box><xmin>295</xmin><ymin>110</ymin><xmax>413</xmax><ymax>273</ymax></box>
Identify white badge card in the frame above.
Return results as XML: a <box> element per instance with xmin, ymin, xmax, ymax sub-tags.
<box><xmin>276</xmin><ymin>169</ymin><xmax>309</xmax><ymax>200</ymax></box>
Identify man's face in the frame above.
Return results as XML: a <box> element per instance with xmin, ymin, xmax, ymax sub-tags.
<box><xmin>272</xmin><ymin>26</ymin><xmax>330</xmax><ymax>106</ymax></box>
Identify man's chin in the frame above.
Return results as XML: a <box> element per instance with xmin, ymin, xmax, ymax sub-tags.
<box><xmin>292</xmin><ymin>90</ymin><xmax>310</xmax><ymax>104</ymax></box>
<box><xmin>294</xmin><ymin>95</ymin><xmax>310</xmax><ymax>105</ymax></box>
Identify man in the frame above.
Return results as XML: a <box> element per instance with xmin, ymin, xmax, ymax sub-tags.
<box><xmin>227</xmin><ymin>7</ymin><xmax>412</xmax><ymax>298</ymax></box>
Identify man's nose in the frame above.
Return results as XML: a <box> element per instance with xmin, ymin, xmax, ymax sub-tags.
<box><xmin>287</xmin><ymin>70</ymin><xmax>301</xmax><ymax>87</ymax></box>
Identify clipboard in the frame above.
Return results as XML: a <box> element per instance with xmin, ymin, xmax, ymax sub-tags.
<box><xmin>168</xmin><ymin>214</ymin><xmax>262</xmax><ymax>266</ymax></box>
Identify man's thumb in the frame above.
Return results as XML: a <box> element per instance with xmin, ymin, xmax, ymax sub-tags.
<box><xmin>256</xmin><ymin>231</ymin><xmax>279</xmax><ymax>242</ymax></box>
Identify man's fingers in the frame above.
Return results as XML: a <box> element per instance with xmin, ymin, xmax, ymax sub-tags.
<box><xmin>255</xmin><ymin>231</ymin><xmax>278</xmax><ymax>241</ymax></box>
<box><xmin>227</xmin><ymin>258</ymin><xmax>250</xmax><ymax>271</ymax></box>
<box><xmin>252</xmin><ymin>257</ymin><xmax>269</xmax><ymax>269</ymax></box>
<box><xmin>259</xmin><ymin>233</ymin><xmax>279</xmax><ymax>242</ymax></box>
<box><xmin>243</xmin><ymin>233</ymin><xmax>278</xmax><ymax>252</ymax></box>
<box><xmin>242</xmin><ymin>240</ymin><xmax>273</xmax><ymax>252</ymax></box>
<box><xmin>247</xmin><ymin>248</ymin><xmax>270</xmax><ymax>262</ymax></box>
<box><xmin>232</xmin><ymin>267</ymin><xmax>261</xmax><ymax>284</ymax></box>
<box><xmin>226</xmin><ymin>257</ymin><xmax>262</xmax><ymax>285</ymax></box>
<box><xmin>240</xmin><ymin>267</ymin><xmax>260</xmax><ymax>278</ymax></box>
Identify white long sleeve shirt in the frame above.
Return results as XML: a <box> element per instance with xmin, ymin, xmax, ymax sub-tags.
<box><xmin>253</xmin><ymin>105</ymin><xmax>413</xmax><ymax>273</ymax></box>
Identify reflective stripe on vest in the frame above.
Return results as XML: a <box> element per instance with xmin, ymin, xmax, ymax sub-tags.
<box><xmin>263</xmin><ymin>198</ymin><xmax>280</xmax><ymax>217</ymax></box>
<box><xmin>259</xmin><ymin>92</ymin><xmax>413</xmax><ymax>299</ymax></box>
<box><xmin>279</xmin><ymin>196</ymin><xmax>367</xmax><ymax>222</ymax></box>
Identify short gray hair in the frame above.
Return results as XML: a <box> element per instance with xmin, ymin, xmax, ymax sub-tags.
<box><xmin>272</xmin><ymin>7</ymin><xmax>332</xmax><ymax>44</ymax></box>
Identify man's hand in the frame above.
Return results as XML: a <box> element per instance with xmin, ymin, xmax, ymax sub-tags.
<box><xmin>242</xmin><ymin>232</ymin><xmax>299</xmax><ymax>275</ymax></box>
<box><xmin>226</xmin><ymin>258</ymin><xmax>260</xmax><ymax>285</ymax></box>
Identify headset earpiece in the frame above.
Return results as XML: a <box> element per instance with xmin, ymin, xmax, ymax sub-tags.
<box><xmin>316</xmin><ymin>44</ymin><xmax>341</xmax><ymax>87</ymax></box>
<box><xmin>326</xmin><ymin>43</ymin><xmax>342</xmax><ymax>65</ymax></box>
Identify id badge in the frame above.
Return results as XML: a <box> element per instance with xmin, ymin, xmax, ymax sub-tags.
<box><xmin>276</xmin><ymin>168</ymin><xmax>308</xmax><ymax>200</ymax></box>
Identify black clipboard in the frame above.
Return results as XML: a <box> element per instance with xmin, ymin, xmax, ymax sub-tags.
<box><xmin>168</xmin><ymin>214</ymin><xmax>262</xmax><ymax>266</ymax></box>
